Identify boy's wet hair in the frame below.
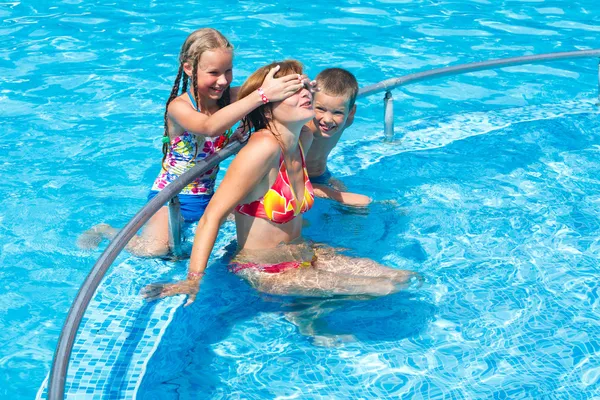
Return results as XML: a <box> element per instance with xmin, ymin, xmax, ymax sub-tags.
<box><xmin>315</xmin><ymin>68</ymin><xmax>359</xmax><ymax>110</ymax></box>
<box><xmin>162</xmin><ymin>28</ymin><xmax>233</xmax><ymax>168</ymax></box>
<box><xmin>238</xmin><ymin>60</ymin><xmax>304</xmax><ymax>139</ymax></box>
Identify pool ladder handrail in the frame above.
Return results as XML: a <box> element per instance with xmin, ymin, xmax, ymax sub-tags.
<box><xmin>47</xmin><ymin>48</ymin><xmax>600</xmax><ymax>399</ymax></box>
<box><xmin>359</xmin><ymin>48</ymin><xmax>600</xmax><ymax>140</ymax></box>
<box><xmin>46</xmin><ymin>139</ymin><xmax>245</xmax><ymax>399</ymax></box>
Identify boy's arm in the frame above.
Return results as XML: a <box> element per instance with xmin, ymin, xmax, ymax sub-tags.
<box><xmin>312</xmin><ymin>184</ymin><xmax>371</xmax><ymax>207</ymax></box>
<box><xmin>328</xmin><ymin>176</ymin><xmax>347</xmax><ymax>192</ymax></box>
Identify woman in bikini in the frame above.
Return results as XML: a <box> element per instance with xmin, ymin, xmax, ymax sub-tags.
<box><xmin>144</xmin><ymin>60</ymin><xmax>418</xmax><ymax>306</ymax></box>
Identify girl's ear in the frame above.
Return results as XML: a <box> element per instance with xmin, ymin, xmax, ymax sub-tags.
<box><xmin>183</xmin><ymin>62</ymin><xmax>193</xmax><ymax>78</ymax></box>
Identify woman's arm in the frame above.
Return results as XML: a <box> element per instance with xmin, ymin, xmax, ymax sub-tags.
<box><xmin>169</xmin><ymin>67</ymin><xmax>304</xmax><ymax>137</ymax></box>
<box><xmin>186</xmin><ymin>134</ymin><xmax>279</xmax><ymax>276</ymax></box>
<box><xmin>143</xmin><ymin>133</ymin><xmax>280</xmax><ymax>305</ymax></box>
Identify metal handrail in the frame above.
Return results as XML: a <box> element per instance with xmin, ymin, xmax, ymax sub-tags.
<box><xmin>47</xmin><ymin>140</ymin><xmax>244</xmax><ymax>399</ymax></box>
<box><xmin>358</xmin><ymin>49</ymin><xmax>600</xmax><ymax>98</ymax></box>
<box><xmin>357</xmin><ymin>49</ymin><xmax>600</xmax><ymax>140</ymax></box>
<box><xmin>47</xmin><ymin>48</ymin><xmax>600</xmax><ymax>399</ymax></box>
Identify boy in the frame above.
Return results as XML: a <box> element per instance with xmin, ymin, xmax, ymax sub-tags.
<box><xmin>302</xmin><ymin>68</ymin><xmax>371</xmax><ymax>206</ymax></box>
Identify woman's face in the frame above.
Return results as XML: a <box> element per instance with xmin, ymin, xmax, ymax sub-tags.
<box><xmin>271</xmin><ymin>84</ymin><xmax>314</xmax><ymax>125</ymax></box>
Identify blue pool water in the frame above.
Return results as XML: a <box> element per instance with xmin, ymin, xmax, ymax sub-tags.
<box><xmin>2</xmin><ymin>0</ymin><xmax>600</xmax><ymax>398</ymax></box>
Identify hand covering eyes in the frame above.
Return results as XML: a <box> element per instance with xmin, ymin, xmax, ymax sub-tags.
<box><xmin>299</xmin><ymin>74</ymin><xmax>319</xmax><ymax>93</ymax></box>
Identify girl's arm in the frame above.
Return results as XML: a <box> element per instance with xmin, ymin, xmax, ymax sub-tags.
<box><xmin>169</xmin><ymin>67</ymin><xmax>303</xmax><ymax>137</ymax></box>
<box><xmin>143</xmin><ymin>133</ymin><xmax>280</xmax><ymax>305</ymax></box>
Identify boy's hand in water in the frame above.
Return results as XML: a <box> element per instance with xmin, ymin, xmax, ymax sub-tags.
<box><xmin>142</xmin><ymin>279</ymin><xmax>200</xmax><ymax>307</ymax></box>
<box><xmin>313</xmin><ymin>185</ymin><xmax>372</xmax><ymax>207</ymax></box>
<box><xmin>261</xmin><ymin>65</ymin><xmax>306</xmax><ymax>102</ymax></box>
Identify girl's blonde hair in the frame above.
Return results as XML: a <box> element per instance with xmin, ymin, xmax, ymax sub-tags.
<box><xmin>237</xmin><ymin>60</ymin><xmax>303</xmax><ymax>136</ymax></box>
<box><xmin>162</xmin><ymin>28</ymin><xmax>233</xmax><ymax>165</ymax></box>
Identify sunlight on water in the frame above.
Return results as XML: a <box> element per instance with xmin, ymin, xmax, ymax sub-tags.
<box><xmin>2</xmin><ymin>0</ymin><xmax>600</xmax><ymax>398</ymax></box>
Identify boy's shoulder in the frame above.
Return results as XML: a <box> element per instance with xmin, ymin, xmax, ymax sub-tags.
<box><xmin>304</xmin><ymin>119</ymin><xmax>319</xmax><ymax>135</ymax></box>
<box><xmin>300</xmin><ymin>122</ymin><xmax>316</xmax><ymax>152</ymax></box>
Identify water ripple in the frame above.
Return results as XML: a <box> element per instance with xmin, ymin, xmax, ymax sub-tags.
<box><xmin>478</xmin><ymin>20</ymin><xmax>559</xmax><ymax>35</ymax></box>
<box><xmin>4</xmin><ymin>0</ymin><xmax>600</xmax><ymax>398</ymax></box>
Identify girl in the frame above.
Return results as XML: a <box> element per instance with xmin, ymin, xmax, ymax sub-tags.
<box><xmin>144</xmin><ymin>60</ymin><xmax>419</xmax><ymax>305</ymax></box>
<box><xmin>79</xmin><ymin>28</ymin><xmax>305</xmax><ymax>256</ymax></box>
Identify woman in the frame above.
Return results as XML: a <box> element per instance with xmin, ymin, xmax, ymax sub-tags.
<box><xmin>144</xmin><ymin>60</ymin><xmax>418</xmax><ymax>306</ymax></box>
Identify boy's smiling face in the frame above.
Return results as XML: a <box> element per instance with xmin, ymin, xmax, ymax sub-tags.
<box><xmin>312</xmin><ymin>91</ymin><xmax>355</xmax><ymax>138</ymax></box>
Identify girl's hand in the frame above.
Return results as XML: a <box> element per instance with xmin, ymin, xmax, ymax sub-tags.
<box><xmin>260</xmin><ymin>65</ymin><xmax>305</xmax><ymax>102</ymax></box>
<box><xmin>230</xmin><ymin>126</ymin><xmax>249</xmax><ymax>143</ymax></box>
<box><xmin>142</xmin><ymin>279</ymin><xmax>200</xmax><ymax>307</ymax></box>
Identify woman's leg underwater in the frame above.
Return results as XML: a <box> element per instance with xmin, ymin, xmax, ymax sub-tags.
<box><xmin>239</xmin><ymin>267</ymin><xmax>398</xmax><ymax>298</ymax></box>
<box><xmin>283</xmin><ymin>298</ymin><xmax>358</xmax><ymax>346</ymax></box>
<box><xmin>312</xmin><ymin>246</ymin><xmax>418</xmax><ymax>284</ymax></box>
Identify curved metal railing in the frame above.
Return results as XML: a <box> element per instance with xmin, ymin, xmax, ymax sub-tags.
<box><xmin>47</xmin><ymin>48</ymin><xmax>600</xmax><ymax>399</ymax></box>
<box><xmin>47</xmin><ymin>140</ymin><xmax>244</xmax><ymax>399</ymax></box>
<box><xmin>358</xmin><ymin>48</ymin><xmax>600</xmax><ymax>139</ymax></box>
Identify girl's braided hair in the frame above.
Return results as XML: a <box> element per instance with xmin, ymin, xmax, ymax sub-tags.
<box><xmin>161</xmin><ymin>28</ymin><xmax>233</xmax><ymax>169</ymax></box>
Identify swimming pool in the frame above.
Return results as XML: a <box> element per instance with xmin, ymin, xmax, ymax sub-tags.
<box><xmin>2</xmin><ymin>0</ymin><xmax>600</xmax><ymax>398</ymax></box>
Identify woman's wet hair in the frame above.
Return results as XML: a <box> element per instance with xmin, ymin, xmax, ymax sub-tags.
<box><xmin>237</xmin><ymin>60</ymin><xmax>304</xmax><ymax>136</ymax></box>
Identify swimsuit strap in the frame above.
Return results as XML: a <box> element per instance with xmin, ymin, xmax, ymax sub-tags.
<box><xmin>235</xmin><ymin>142</ymin><xmax>314</xmax><ymax>224</ymax></box>
<box><xmin>187</xmin><ymin>91</ymin><xmax>199</xmax><ymax>111</ymax></box>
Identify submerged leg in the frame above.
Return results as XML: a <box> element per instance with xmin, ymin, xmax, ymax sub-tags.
<box><xmin>239</xmin><ymin>267</ymin><xmax>398</xmax><ymax>298</ymax></box>
<box><xmin>77</xmin><ymin>207</ymin><xmax>171</xmax><ymax>257</ymax></box>
<box><xmin>328</xmin><ymin>177</ymin><xmax>347</xmax><ymax>192</ymax></box>
<box><xmin>77</xmin><ymin>223</ymin><xmax>119</xmax><ymax>249</ymax></box>
<box><xmin>283</xmin><ymin>298</ymin><xmax>357</xmax><ymax>347</ymax></box>
<box><xmin>313</xmin><ymin>246</ymin><xmax>418</xmax><ymax>284</ymax></box>
<box><xmin>126</xmin><ymin>207</ymin><xmax>170</xmax><ymax>256</ymax></box>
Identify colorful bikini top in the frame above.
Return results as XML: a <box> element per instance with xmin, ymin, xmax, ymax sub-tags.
<box><xmin>151</xmin><ymin>92</ymin><xmax>233</xmax><ymax>196</ymax></box>
<box><xmin>236</xmin><ymin>143</ymin><xmax>314</xmax><ymax>224</ymax></box>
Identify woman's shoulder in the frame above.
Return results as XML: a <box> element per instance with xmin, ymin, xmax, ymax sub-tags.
<box><xmin>247</xmin><ymin>129</ymin><xmax>279</xmax><ymax>146</ymax></box>
<box><xmin>230</xmin><ymin>130</ymin><xmax>280</xmax><ymax>179</ymax></box>
<box><xmin>239</xmin><ymin>130</ymin><xmax>280</xmax><ymax>159</ymax></box>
